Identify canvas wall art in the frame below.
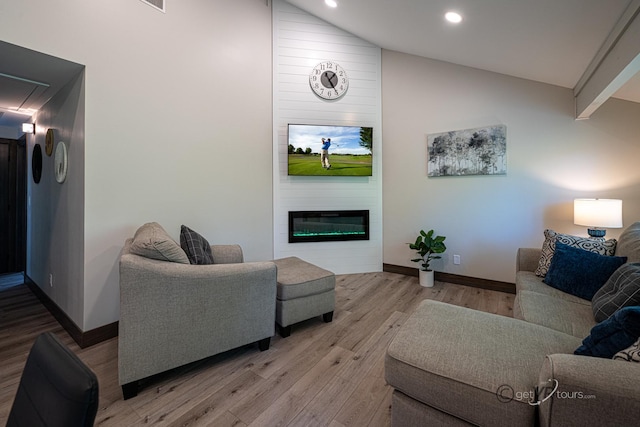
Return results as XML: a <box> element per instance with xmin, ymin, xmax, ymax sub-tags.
<box><xmin>427</xmin><ymin>124</ymin><xmax>507</xmax><ymax>177</ymax></box>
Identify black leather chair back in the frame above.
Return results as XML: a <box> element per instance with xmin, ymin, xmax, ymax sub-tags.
<box><xmin>6</xmin><ymin>332</ymin><xmax>99</xmax><ymax>427</ymax></box>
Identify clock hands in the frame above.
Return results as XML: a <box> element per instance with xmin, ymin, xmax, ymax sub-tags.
<box><xmin>326</xmin><ymin>71</ymin><xmax>336</xmax><ymax>87</ymax></box>
<box><xmin>325</xmin><ymin>71</ymin><xmax>339</xmax><ymax>95</ymax></box>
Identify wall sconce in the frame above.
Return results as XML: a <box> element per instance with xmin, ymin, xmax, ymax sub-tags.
<box><xmin>22</xmin><ymin>123</ymin><xmax>35</xmax><ymax>134</ymax></box>
<box><xmin>574</xmin><ymin>198</ymin><xmax>623</xmax><ymax>238</ymax></box>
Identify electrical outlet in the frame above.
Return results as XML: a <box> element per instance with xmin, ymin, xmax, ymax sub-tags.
<box><xmin>49</xmin><ymin>274</ymin><xmax>53</xmax><ymax>287</ymax></box>
<box><xmin>453</xmin><ymin>254</ymin><xmax>461</xmax><ymax>265</ymax></box>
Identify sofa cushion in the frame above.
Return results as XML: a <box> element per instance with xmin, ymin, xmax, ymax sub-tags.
<box><xmin>515</xmin><ymin>271</ymin><xmax>590</xmax><ymax>306</ymax></box>
<box><xmin>575</xmin><ymin>306</ymin><xmax>640</xmax><ymax>358</ymax></box>
<box><xmin>616</xmin><ymin>222</ymin><xmax>640</xmax><ymax>263</ymax></box>
<box><xmin>130</xmin><ymin>222</ymin><xmax>189</xmax><ymax>264</ymax></box>
<box><xmin>613</xmin><ymin>338</ymin><xmax>640</xmax><ymax>362</ymax></box>
<box><xmin>592</xmin><ymin>263</ymin><xmax>640</xmax><ymax>322</ymax></box>
<box><xmin>543</xmin><ymin>243</ymin><xmax>627</xmax><ymax>300</ymax></box>
<box><xmin>180</xmin><ymin>225</ymin><xmax>215</xmax><ymax>265</ymax></box>
<box><xmin>515</xmin><ymin>290</ymin><xmax>596</xmax><ymax>338</ymax></box>
<box><xmin>535</xmin><ymin>229</ymin><xmax>617</xmax><ymax>277</ymax></box>
<box><xmin>385</xmin><ymin>300</ymin><xmax>581</xmax><ymax>427</ymax></box>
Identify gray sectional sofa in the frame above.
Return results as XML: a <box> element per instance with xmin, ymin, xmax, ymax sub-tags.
<box><xmin>385</xmin><ymin>222</ymin><xmax>640</xmax><ymax>426</ymax></box>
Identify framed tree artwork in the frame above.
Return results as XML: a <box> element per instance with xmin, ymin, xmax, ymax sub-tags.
<box><xmin>427</xmin><ymin>124</ymin><xmax>506</xmax><ymax>177</ymax></box>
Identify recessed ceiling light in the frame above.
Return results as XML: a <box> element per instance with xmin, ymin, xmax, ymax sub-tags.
<box><xmin>325</xmin><ymin>0</ymin><xmax>337</xmax><ymax>8</ymax></box>
<box><xmin>445</xmin><ymin>11</ymin><xmax>462</xmax><ymax>24</ymax></box>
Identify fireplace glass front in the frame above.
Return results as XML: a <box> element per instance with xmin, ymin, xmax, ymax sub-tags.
<box><xmin>289</xmin><ymin>210</ymin><xmax>370</xmax><ymax>243</ymax></box>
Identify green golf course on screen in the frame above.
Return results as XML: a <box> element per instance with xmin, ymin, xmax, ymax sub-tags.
<box><xmin>287</xmin><ymin>124</ymin><xmax>373</xmax><ymax>176</ymax></box>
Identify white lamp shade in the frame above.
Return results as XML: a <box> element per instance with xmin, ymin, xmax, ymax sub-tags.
<box><xmin>574</xmin><ymin>199</ymin><xmax>623</xmax><ymax>228</ymax></box>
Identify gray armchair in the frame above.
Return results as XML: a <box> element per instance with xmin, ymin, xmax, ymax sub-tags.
<box><xmin>118</xmin><ymin>237</ymin><xmax>276</xmax><ymax>399</ymax></box>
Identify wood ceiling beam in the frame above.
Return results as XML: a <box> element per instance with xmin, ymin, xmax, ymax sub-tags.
<box><xmin>574</xmin><ymin>0</ymin><xmax>640</xmax><ymax>119</ymax></box>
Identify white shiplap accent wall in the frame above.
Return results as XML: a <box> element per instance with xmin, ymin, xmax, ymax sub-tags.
<box><xmin>272</xmin><ymin>0</ymin><xmax>382</xmax><ymax>274</ymax></box>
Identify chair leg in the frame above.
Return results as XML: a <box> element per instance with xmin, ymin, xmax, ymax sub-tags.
<box><xmin>122</xmin><ymin>381</ymin><xmax>138</xmax><ymax>400</ymax></box>
<box><xmin>278</xmin><ymin>324</ymin><xmax>292</xmax><ymax>338</ymax></box>
<box><xmin>323</xmin><ymin>311</ymin><xmax>334</xmax><ymax>323</ymax></box>
<box><xmin>258</xmin><ymin>337</ymin><xmax>271</xmax><ymax>351</ymax></box>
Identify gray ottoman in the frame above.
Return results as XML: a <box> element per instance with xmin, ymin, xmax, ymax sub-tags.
<box><xmin>273</xmin><ymin>257</ymin><xmax>336</xmax><ymax>337</ymax></box>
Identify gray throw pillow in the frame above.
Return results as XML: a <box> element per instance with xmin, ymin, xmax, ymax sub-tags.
<box><xmin>592</xmin><ymin>262</ymin><xmax>640</xmax><ymax>322</ymax></box>
<box><xmin>180</xmin><ymin>225</ymin><xmax>215</xmax><ymax>265</ymax></box>
<box><xmin>535</xmin><ymin>229</ymin><xmax>617</xmax><ymax>277</ymax></box>
<box><xmin>130</xmin><ymin>222</ymin><xmax>190</xmax><ymax>264</ymax></box>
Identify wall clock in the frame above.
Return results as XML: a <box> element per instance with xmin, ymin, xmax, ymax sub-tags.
<box><xmin>54</xmin><ymin>141</ymin><xmax>68</xmax><ymax>183</ymax></box>
<box><xmin>45</xmin><ymin>128</ymin><xmax>54</xmax><ymax>156</ymax></box>
<box><xmin>309</xmin><ymin>61</ymin><xmax>349</xmax><ymax>100</ymax></box>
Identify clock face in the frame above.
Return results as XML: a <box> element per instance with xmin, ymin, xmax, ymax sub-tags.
<box><xmin>54</xmin><ymin>141</ymin><xmax>68</xmax><ymax>184</ymax></box>
<box><xmin>309</xmin><ymin>61</ymin><xmax>349</xmax><ymax>100</ymax></box>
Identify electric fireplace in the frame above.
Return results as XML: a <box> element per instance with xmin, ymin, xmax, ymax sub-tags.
<box><xmin>289</xmin><ymin>210</ymin><xmax>370</xmax><ymax>243</ymax></box>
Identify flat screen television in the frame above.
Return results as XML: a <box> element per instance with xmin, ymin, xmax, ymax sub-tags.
<box><xmin>287</xmin><ymin>124</ymin><xmax>373</xmax><ymax>176</ymax></box>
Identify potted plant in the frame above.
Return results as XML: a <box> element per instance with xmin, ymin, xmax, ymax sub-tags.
<box><xmin>409</xmin><ymin>229</ymin><xmax>447</xmax><ymax>287</ymax></box>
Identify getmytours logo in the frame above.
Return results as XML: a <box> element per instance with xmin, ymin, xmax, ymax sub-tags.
<box><xmin>496</xmin><ymin>380</ymin><xmax>596</xmax><ymax>406</ymax></box>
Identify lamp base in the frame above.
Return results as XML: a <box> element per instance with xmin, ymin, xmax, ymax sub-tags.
<box><xmin>587</xmin><ymin>228</ymin><xmax>606</xmax><ymax>238</ymax></box>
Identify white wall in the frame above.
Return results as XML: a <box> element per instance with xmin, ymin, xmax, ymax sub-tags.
<box><xmin>1</xmin><ymin>0</ymin><xmax>273</xmax><ymax>330</ymax></box>
<box><xmin>28</xmin><ymin>70</ymin><xmax>85</xmax><ymax>326</ymax></box>
<box><xmin>382</xmin><ymin>50</ymin><xmax>640</xmax><ymax>283</ymax></box>
<box><xmin>272</xmin><ymin>0</ymin><xmax>383</xmax><ymax>274</ymax></box>
<box><xmin>0</xmin><ymin>126</ymin><xmax>22</xmax><ymax>140</ymax></box>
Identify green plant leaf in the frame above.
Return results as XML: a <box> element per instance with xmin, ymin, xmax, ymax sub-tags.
<box><xmin>409</xmin><ymin>229</ymin><xmax>446</xmax><ymax>270</ymax></box>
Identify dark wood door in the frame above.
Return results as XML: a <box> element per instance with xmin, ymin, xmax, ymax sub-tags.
<box><xmin>0</xmin><ymin>137</ymin><xmax>26</xmax><ymax>274</ymax></box>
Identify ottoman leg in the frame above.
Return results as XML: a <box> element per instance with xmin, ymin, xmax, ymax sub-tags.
<box><xmin>278</xmin><ymin>324</ymin><xmax>292</xmax><ymax>338</ymax></box>
<box><xmin>323</xmin><ymin>311</ymin><xmax>334</xmax><ymax>323</ymax></box>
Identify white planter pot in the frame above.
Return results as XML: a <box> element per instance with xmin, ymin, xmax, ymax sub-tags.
<box><xmin>419</xmin><ymin>270</ymin><xmax>434</xmax><ymax>287</ymax></box>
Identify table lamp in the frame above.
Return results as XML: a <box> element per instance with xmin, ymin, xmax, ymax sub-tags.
<box><xmin>574</xmin><ymin>198</ymin><xmax>623</xmax><ymax>238</ymax></box>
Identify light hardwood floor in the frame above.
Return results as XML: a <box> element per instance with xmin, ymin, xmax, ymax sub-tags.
<box><xmin>0</xmin><ymin>272</ymin><xmax>514</xmax><ymax>426</ymax></box>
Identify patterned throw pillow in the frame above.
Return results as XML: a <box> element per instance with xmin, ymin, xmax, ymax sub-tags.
<box><xmin>180</xmin><ymin>225</ymin><xmax>215</xmax><ymax>265</ymax></box>
<box><xmin>535</xmin><ymin>229</ymin><xmax>617</xmax><ymax>277</ymax></box>
<box><xmin>592</xmin><ymin>263</ymin><xmax>640</xmax><ymax>322</ymax></box>
<box><xmin>613</xmin><ymin>338</ymin><xmax>640</xmax><ymax>362</ymax></box>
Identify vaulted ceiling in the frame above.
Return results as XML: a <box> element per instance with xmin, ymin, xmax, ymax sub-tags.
<box><xmin>286</xmin><ymin>0</ymin><xmax>640</xmax><ymax>114</ymax></box>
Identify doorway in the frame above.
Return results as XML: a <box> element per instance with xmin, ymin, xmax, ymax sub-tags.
<box><xmin>1</xmin><ymin>40</ymin><xmax>84</xmax><ymax>290</ymax></box>
<box><xmin>0</xmin><ymin>136</ymin><xmax>27</xmax><ymax>275</ymax></box>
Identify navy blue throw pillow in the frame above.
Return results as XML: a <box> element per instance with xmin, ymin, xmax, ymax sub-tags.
<box><xmin>180</xmin><ymin>225</ymin><xmax>215</xmax><ymax>265</ymax></box>
<box><xmin>544</xmin><ymin>242</ymin><xmax>627</xmax><ymax>300</ymax></box>
<box><xmin>575</xmin><ymin>306</ymin><xmax>640</xmax><ymax>358</ymax></box>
